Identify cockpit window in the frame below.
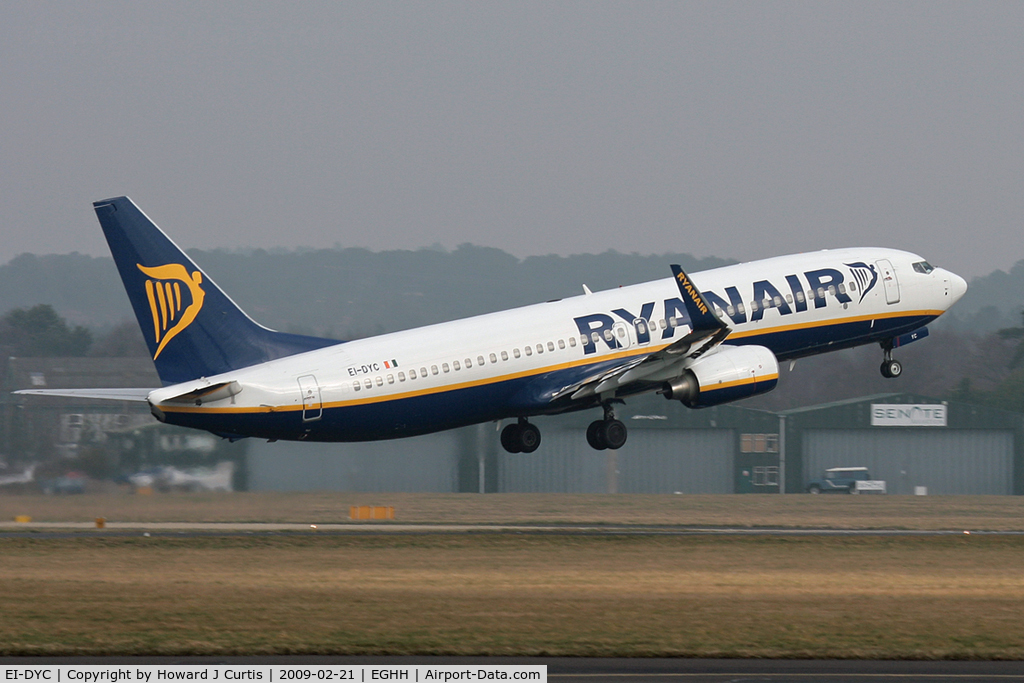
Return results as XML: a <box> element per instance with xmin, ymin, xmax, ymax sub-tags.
<box><xmin>912</xmin><ymin>261</ymin><xmax>934</xmax><ymax>274</ymax></box>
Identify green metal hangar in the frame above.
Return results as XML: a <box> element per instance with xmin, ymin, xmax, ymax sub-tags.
<box><xmin>780</xmin><ymin>394</ymin><xmax>1024</xmax><ymax>495</ymax></box>
<box><xmin>496</xmin><ymin>400</ymin><xmax>780</xmax><ymax>494</ymax></box>
<box><xmin>242</xmin><ymin>392</ymin><xmax>1024</xmax><ymax>495</ymax></box>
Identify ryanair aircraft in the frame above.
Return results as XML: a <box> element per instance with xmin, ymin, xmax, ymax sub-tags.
<box><xmin>19</xmin><ymin>197</ymin><xmax>967</xmax><ymax>453</ymax></box>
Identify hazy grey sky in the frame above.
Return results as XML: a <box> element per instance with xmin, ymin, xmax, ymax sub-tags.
<box><xmin>1</xmin><ymin>1</ymin><xmax>1021</xmax><ymax>278</ymax></box>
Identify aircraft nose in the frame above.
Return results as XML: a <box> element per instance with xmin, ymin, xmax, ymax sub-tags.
<box><xmin>946</xmin><ymin>270</ymin><xmax>968</xmax><ymax>305</ymax></box>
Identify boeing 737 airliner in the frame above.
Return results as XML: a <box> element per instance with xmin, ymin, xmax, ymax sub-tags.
<box><xmin>18</xmin><ymin>197</ymin><xmax>967</xmax><ymax>453</ymax></box>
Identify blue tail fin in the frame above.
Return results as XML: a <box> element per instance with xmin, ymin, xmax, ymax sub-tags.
<box><xmin>94</xmin><ymin>197</ymin><xmax>338</xmax><ymax>386</ymax></box>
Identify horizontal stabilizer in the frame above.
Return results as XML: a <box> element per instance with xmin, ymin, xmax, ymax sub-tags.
<box><xmin>13</xmin><ymin>388</ymin><xmax>154</xmax><ymax>402</ymax></box>
<box><xmin>161</xmin><ymin>381</ymin><xmax>242</xmax><ymax>405</ymax></box>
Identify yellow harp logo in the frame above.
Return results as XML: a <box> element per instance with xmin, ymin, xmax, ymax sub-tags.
<box><xmin>137</xmin><ymin>263</ymin><xmax>206</xmax><ymax>360</ymax></box>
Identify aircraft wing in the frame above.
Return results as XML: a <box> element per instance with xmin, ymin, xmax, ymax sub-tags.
<box><xmin>12</xmin><ymin>388</ymin><xmax>154</xmax><ymax>402</ymax></box>
<box><xmin>552</xmin><ymin>264</ymin><xmax>730</xmax><ymax>401</ymax></box>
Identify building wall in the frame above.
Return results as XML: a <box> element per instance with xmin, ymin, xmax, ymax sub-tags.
<box><xmin>802</xmin><ymin>429</ymin><xmax>1014</xmax><ymax>495</ymax></box>
<box><xmin>617</xmin><ymin>430</ymin><xmax>733</xmax><ymax>494</ymax></box>
<box><xmin>782</xmin><ymin>394</ymin><xmax>1024</xmax><ymax>495</ymax></box>
<box><xmin>247</xmin><ymin>433</ymin><xmax>461</xmax><ymax>492</ymax></box>
<box><xmin>487</xmin><ymin>428</ymin><xmax>735</xmax><ymax>493</ymax></box>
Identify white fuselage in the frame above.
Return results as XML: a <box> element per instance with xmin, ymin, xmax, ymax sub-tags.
<box><xmin>148</xmin><ymin>248</ymin><xmax>965</xmax><ymax>441</ymax></box>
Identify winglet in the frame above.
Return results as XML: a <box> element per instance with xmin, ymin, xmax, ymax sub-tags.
<box><xmin>670</xmin><ymin>265</ymin><xmax>728</xmax><ymax>332</ymax></box>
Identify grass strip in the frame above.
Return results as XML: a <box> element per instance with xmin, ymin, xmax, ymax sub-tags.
<box><xmin>2</xmin><ymin>534</ymin><xmax>1024</xmax><ymax>658</ymax></box>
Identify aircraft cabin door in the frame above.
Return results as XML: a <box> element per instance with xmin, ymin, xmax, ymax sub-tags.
<box><xmin>876</xmin><ymin>259</ymin><xmax>900</xmax><ymax>305</ymax></box>
<box><xmin>298</xmin><ymin>374</ymin><xmax>322</xmax><ymax>422</ymax></box>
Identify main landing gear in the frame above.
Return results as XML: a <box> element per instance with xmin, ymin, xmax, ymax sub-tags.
<box><xmin>500</xmin><ymin>417</ymin><xmax>541</xmax><ymax>453</ymax></box>
<box><xmin>500</xmin><ymin>403</ymin><xmax>630</xmax><ymax>454</ymax></box>
<box><xmin>879</xmin><ymin>341</ymin><xmax>903</xmax><ymax>379</ymax></box>
<box><xmin>586</xmin><ymin>403</ymin><xmax>628</xmax><ymax>451</ymax></box>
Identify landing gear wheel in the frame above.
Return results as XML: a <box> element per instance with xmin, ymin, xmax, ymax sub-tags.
<box><xmin>500</xmin><ymin>423</ymin><xmax>522</xmax><ymax>453</ymax></box>
<box><xmin>880</xmin><ymin>359</ymin><xmax>902</xmax><ymax>379</ymax></box>
<box><xmin>879</xmin><ymin>341</ymin><xmax>902</xmax><ymax>379</ymax></box>
<box><xmin>519</xmin><ymin>423</ymin><xmax>541</xmax><ymax>453</ymax></box>
<box><xmin>501</xmin><ymin>420</ymin><xmax>541</xmax><ymax>453</ymax></box>
<box><xmin>808</xmin><ymin>485</ymin><xmax>821</xmax><ymax>494</ymax></box>
<box><xmin>587</xmin><ymin>420</ymin><xmax>608</xmax><ymax>450</ymax></box>
<box><xmin>601</xmin><ymin>419</ymin><xmax>628</xmax><ymax>450</ymax></box>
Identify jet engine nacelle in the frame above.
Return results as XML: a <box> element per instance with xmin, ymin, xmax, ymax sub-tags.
<box><xmin>662</xmin><ymin>345</ymin><xmax>779</xmax><ymax>408</ymax></box>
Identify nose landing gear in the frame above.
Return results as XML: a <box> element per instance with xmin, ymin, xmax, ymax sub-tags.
<box><xmin>880</xmin><ymin>341</ymin><xmax>903</xmax><ymax>379</ymax></box>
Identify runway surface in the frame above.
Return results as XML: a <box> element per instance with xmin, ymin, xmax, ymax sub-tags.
<box><xmin>2</xmin><ymin>656</ymin><xmax>1023</xmax><ymax>682</ymax></box>
<box><xmin>1</xmin><ymin>521</ymin><xmax>1022</xmax><ymax>538</ymax></box>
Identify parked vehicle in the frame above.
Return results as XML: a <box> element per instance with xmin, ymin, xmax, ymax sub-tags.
<box><xmin>806</xmin><ymin>467</ymin><xmax>873</xmax><ymax>494</ymax></box>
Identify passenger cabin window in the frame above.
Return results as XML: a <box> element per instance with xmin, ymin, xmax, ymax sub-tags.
<box><xmin>536</xmin><ymin>344</ymin><xmax>543</xmax><ymax>354</ymax></box>
<box><xmin>398</xmin><ymin>372</ymin><xmax>406</xmax><ymax>382</ymax></box>
<box><xmin>726</xmin><ymin>306</ymin><xmax>735</xmax><ymax>316</ymax></box>
<box><xmin>737</xmin><ymin>304</ymin><xmax>745</xmax><ymax>315</ymax></box>
<box><xmin>591</xmin><ymin>332</ymin><xmax>600</xmax><ymax>344</ymax></box>
<box><xmin>478</xmin><ymin>356</ymin><xmax>485</xmax><ymax>366</ymax></box>
<box><xmin>659</xmin><ymin>319</ymin><xmax>667</xmax><ymax>329</ymax></box>
<box><xmin>785</xmin><ymin>294</ymin><xmax>793</xmax><ymax>304</ymax></box>
<box><xmin>442</xmin><ymin>363</ymin><xmax>450</xmax><ymax>373</ymax></box>
<box><xmin>375</xmin><ymin>376</ymin><xmax>383</xmax><ymax>387</ymax></box>
<box><xmin>669</xmin><ymin>317</ymin><xmax>678</xmax><ymax>328</ymax></box>
<box><xmin>364</xmin><ymin>379</ymin><xmax>372</xmax><ymax>389</ymax></box>
<box><xmin>913</xmin><ymin>261</ymin><xmax>934</xmax><ymax>274</ymax></box>
<box><xmin>501</xmin><ymin>351</ymin><xmax>509</xmax><ymax>361</ymax></box>
<box><xmin>568</xmin><ymin>337</ymin><xmax>577</xmax><ymax>348</ymax></box>
<box><xmin>420</xmin><ymin>367</ymin><xmax>427</xmax><ymax>377</ymax></box>
<box><xmin>603</xmin><ymin>329</ymin><xmax>614</xmax><ymax>342</ymax></box>
<box><xmin>452</xmin><ymin>360</ymin><xmax>460</xmax><ymax>371</ymax></box>
<box><xmin>524</xmin><ymin>346</ymin><xmax>533</xmax><ymax>356</ymax></box>
<box><xmin>558</xmin><ymin>339</ymin><xmax>565</xmax><ymax>350</ymax></box>
<box><xmin>848</xmin><ymin>281</ymin><xmax>857</xmax><ymax>291</ymax></box>
<box><xmin>816</xmin><ymin>288</ymin><xmax>825</xmax><ymax>299</ymax></box>
<box><xmin>838</xmin><ymin>284</ymin><xmax>847</xmax><ymax>295</ymax></box>
<box><xmin>489</xmin><ymin>353</ymin><xmax>496</xmax><ymax>364</ymax></box>
<box><xmin>353</xmin><ymin>381</ymin><xmax>361</xmax><ymax>392</ymax></box>
<box><xmin>828</xmin><ymin>285</ymin><xmax>836</xmax><ymax>296</ymax></box>
<box><xmin>547</xmin><ymin>341</ymin><xmax>555</xmax><ymax>351</ymax></box>
<box><xmin>513</xmin><ymin>348</ymin><xmax>521</xmax><ymax>359</ymax></box>
<box><xmin>636</xmin><ymin>321</ymin><xmax>646</xmax><ymax>335</ymax></box>
<box><xmin>409</xmin><ymin>369</ymin><xmax>417</xmax><ymax>379</ymax></box>
<box><xmin>795</xmin><ymin>292</ymin><xmax>805</xmax><ymax>303</ymax></box>
<box><xmin>750</xmin><ymin>300</ymin><xmax>759</xmax><ymax>312</ymax></box>
<box><xmin>431</xmin><ymin>365</ymin><xmax>439</xmax><ymax>375</ymax></box>
<box><xmin>773</xmin><ymin>296</ymin><xmax>782</xmax><ymax>307</ymax></box>
<box><xmin>387</xmin><ymin>374</ymin><xmax>394</xmax><ymax>384</ymax></box>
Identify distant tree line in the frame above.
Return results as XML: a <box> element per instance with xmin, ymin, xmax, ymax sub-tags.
<box><xmin>0</xmin><ymin>304</ymin><xmax>147</xmax><ymax>359</ymax></box>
